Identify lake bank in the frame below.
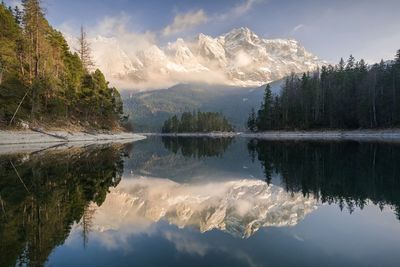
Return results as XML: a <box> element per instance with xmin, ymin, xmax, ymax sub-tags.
<box><xmin>0</xmin><ymin>130</ymin><xmax>146</xmax><ymax>146</ymax></box>
<box><xmin>144</xmin><ymin>130</ymin><xmax>400</xmax><ymax>141</ymax></box>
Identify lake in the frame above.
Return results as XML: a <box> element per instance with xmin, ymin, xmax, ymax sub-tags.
<box><xmin>1</xmin><ymin>137</ymin><xmax>400</xmax><ymax>267</ymax></box>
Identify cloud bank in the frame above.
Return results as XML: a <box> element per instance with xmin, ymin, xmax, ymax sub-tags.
<box><xmin>60</xmin><ymin>0</ymin><xmax>311</xmax><ymax>91</ymax></box>
<box><xmin>162</xmin><ymin>9</ymin><xmax>208</xmax><ymax>37</ymax></box>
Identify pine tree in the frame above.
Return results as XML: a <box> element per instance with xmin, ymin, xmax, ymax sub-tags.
<box><xmin>346</xmin><ymin>55</ymin><xmax>355</xmax><ymax>70</ymax></box>
<box><xmin>248</xmin><ymin>49</ymin><xmax>400</xmax><ymax>130</ymax></box>
<box><xmin>338</xmin><ymin>57</ymin><xmax>345</xmax><ymax>71</ymax></box>
<box><xmin>22</xmin><ymin>0</ymin><xmax>49</xmax><ymax>117</ymax></box>
<box><xmin>162</xmin><ymin>111</ymin><xmax>233</xmax><ymax>133</ymax></box>
<box><xmin>247</xmin><ymin>108</ymin><xmax>256</xmax><ymax>132</ymax></box>
<box><xmin>78</xmin><ymin>26</ymin><xmax>94</xmax><ymax>72</ymax></box>
<box><xmin>13</xmin><ymin>6</ymin><xmax>22</xmax><ymax>25</ymax></box>
<box><xmin>1</xmin><ymin>0</ymin><xmax>124</xmax><ymax>129</ymax></box>
<box><xmin>257</xmin><ymin>84</ymin><xmax>273</xmax><ymax>130</ymax></box>
<box><xmin>396</xmin><ymin>49</ymin><xmax>400</xmax><ymax>65</ymax></box>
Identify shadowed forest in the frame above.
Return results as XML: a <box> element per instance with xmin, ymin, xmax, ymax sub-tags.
<box><xmin>0</xmin><ymin>145</ymin><xmax>126</xmax><ymax>266</ymax></box>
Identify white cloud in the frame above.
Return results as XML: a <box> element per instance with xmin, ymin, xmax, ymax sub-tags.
<box><xmin>291</xmin><ymin>24</ymin><xmax>305</xmax><ymax>34</ymax></box>
<box><xmin>163</xmin><ymin>231</ymin><xmax>210</xmax><ymax>256</ymax></box>
<box><xmin>163</xmin><ymin>9</ymin><xmax>208</xmax><ymax>37</ymax></box>
<box><xmin>218</xmin><ymin>0</ymin><xmax>264</xmax><ymax>21</ymax></box>
<box><xmin>60</xmin><ymin>14</ymin><xmax>156</xmax><ymax>57</ymax></box>
<box><xmin>56</xmin><ymin>0</ymin><xmax>268</xmax><ymax>90</ymax></box>
<box><xmin>161</xmin><ymin>0</ymin><xmax>264</xmax><ymax>37</ymax></box>
<box><xmin>234</xmin><ymin>50</ymin><xmax>253</xmax><ymax>68</ymax></box>
<box><xmin>92</xmin><ymin>14</ymin><xmax>156</xmax><ymax>56</ymax></box>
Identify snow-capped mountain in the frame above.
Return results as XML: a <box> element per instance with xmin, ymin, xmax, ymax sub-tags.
<box><xmin>88</xmin><ymin>27</ymin><xmax>324</xmax><ymax>90</ymax></box>
<box><xmin>89</xmin><ymin>177</ymin><xmax>317</xmax><ymax>238</ymax></box>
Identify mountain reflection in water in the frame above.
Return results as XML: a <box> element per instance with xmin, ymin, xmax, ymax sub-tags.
<box><xmin>90</xmin><ymin>177</ymin><xmax>316</xmax><ymax>238</ymax></box>
<box><xmin>1</xmin><ymin>137</ymin><xmax>400</xmax><ymax>267</ymax></box>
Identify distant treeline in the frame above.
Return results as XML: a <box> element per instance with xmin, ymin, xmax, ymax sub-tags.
<box><xmin>248</xmin><ymin>50</ymin><xmax>400</xmax><ymax>131</ymax></box>
<box><xmin>0</xmin><ymin>1</ymin><xmax>123</xmax><ymax>129</ymax></box>
<box><xmin>162</xmin><ymin>111</ymin><xmax>233</xmax><ymax>133</ymax></box>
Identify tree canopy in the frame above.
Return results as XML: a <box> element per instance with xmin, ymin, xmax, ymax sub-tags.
<box><xmin>162</xmin><ymin>111</ymin><xmax>234</xmax><ymax>133</ymax></box>
<box><xmin>0</xmin><ymin>1</ymin><xmax>123</xmax><ymax>129</ymax></box>
<box><xmin>249</xmin><ymin>50</ymin><xmax>400</xmax><ymax>131</ymax></box>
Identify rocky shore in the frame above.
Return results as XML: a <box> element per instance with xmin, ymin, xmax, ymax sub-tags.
<box><xmin>0</xmin><ymin>130</ymin><xmax>146</xmax><ymax>154</ymax></box>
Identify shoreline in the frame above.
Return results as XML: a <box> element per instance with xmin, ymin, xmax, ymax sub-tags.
<box><xmin>0</xmin><ymin>130</ymin><xmax>146</xmax><ymax>155</ymax></box>
<box><xmin>3</xmin><ymin>129</ymin><xmax>400</xmax><ymax>148</ymax></box>
<box><xmin>0</xmin><ymin>130</ymin><xmax>146</xmax><ymax>146</ymax></box>
<box><xmin>143</xmin><ymin>130</ymin><xmax>400</xmax><ymax>142</ymax></box>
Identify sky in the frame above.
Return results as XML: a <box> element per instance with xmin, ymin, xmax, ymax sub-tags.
<box><xmin>6</xmin><ymin>0</ymin><xmax>400</xmax><ymax>63</ymax></box>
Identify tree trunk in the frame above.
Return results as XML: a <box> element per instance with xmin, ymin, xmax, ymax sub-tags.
<box><xmin>0</xmin><ymin>67</ymin><xmax>3</xmax><ymax>85</ymax></box>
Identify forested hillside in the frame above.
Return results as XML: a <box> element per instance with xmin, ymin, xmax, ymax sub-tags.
<box><xmin>0</xmin><ymin>1</ymin><xmax>123</xmax><ymax>130</ymax></box>
<box><xmin>249</xmin><ymin>51</ymin><xmax>400</xmax><ymax>131</ymax></box>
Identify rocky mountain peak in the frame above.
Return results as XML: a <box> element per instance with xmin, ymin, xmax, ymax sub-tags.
<box><xmin>86</xmin><ymin>27</ymin><xmax>325</xmax><ymax>90</ymax></box>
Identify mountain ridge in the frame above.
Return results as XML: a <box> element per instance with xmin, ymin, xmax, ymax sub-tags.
<box><xmin>87</xmin><ymin>27</ymin><xmax>324</xmax><ymax>90</ymax></box>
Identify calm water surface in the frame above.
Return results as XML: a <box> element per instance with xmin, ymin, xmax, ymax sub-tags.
<box><xmin>1</xmin><ymin>137</ymin><xmax>400</xmax><ymax>267</ymax></box>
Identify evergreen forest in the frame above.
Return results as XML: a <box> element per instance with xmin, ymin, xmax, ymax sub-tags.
<box><xmin>248</xmin><ymin>51</ymin><xmax>400</xmax><ymax>131</ymax></box>
<box><xmin>0</xmin><ymin>1</ymin><xmax>123</xmax><ymax>130</ymax></box>
<box><xmin>162</xmin><ymin>111</ymin><xmax>234</xmax><ymax>133</ymax></box>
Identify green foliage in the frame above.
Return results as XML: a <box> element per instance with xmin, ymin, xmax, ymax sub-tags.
<box><xmin>162</xmin><ymin>111</ymin><xmax>234</xmax><ymax>133</ymax></box>
<box><xmin>0</xmin><ymin>2</ymin><xmax>123</xmax><ymax>129</ymax></box>
<box><xmin>250</xmin><ymin>50</ymin><xmax>400</xmax><ymax>131</ymax></box>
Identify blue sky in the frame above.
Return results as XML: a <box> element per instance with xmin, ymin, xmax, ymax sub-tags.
<box><xmin>6</xmin><ymin>0</ymin><xmax>400</xmax><ymax>63</ymax></box>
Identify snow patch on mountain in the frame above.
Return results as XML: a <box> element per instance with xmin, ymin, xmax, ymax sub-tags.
<box><xmin>86</xmin><ymin>27</ymin><xmax>325</xmax><ymax>90</ymax></box>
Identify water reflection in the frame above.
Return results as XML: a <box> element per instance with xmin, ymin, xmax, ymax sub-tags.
<box><xmin>162</xmin><ymin>136</ymin><xmax>234</xmax><ymax>158</ymax></box>
<box><xmin>90</xmin><ymin>177</ymin><xmax>316</xmax><ymax>238</ymax></box>
<box><xmin>247</xmin><ymin>140</ymin><xmax>400</xmax><ymax>219</ymax></box>
<box><xmin>1</xmin><ymin>138</ymin><xmax>400</xmax><ymax>267</ymax></box>
<box><xmin>0</xmin><ymin>145</ymin><xmax>126</xmax><ymax>267</ymax></box>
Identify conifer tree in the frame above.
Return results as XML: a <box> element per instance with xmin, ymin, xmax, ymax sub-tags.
<box><xmin>338</xmin><ymin>57</ymin><xmax>345</xmax><ymax>71</ymax></box>
<box><xmin>257</xmin><ymin>84</ymin><xmax>273</xmax><ymax>130</ymax></box>
<box><xmin>13</xmin><ymin>6</ymin><xmax>22</xmax><ymax>25</ymax></box>
<box><xmin>249</xmin><ymin>50</ymin><xmax>400</xmax><ymax>131</ymax></box>
<box><xmin>396</xmin><ymin>49</ymin><xmax>400</xmax><ymax>65</ymax></box>
<box><xmin>0</xmin><ymin>1</ymin><xmax>125</xmax><ymax>129</ymax></box>
<box><xmin>247</xmin><ymin>108</ymin><xmax>257</xmax><ymax>132</ymax></box>
<box><xmin>78</xmin><ymin>26</ymin><xmax>94</xmax><ymax>71</ymax></box>
<box><xmin>162</xmin><ymin>111</ymin><xmax>233</xmax><ymax>133</ymax></box>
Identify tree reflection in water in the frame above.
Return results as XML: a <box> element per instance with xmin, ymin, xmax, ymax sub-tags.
<box><xmin>247</xmin><ymin>140</ymin><xmax>400</xmax><ymax>219</ymax></box>
<box><xmin>162</xmin><ymin>136</ymin><xmax>234</xmax><ymax>158</ymax></box>
<box><xmin>0</xmin><ymin>145</ymin><xmax>126</xmax><ymax>267</ymax></box>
